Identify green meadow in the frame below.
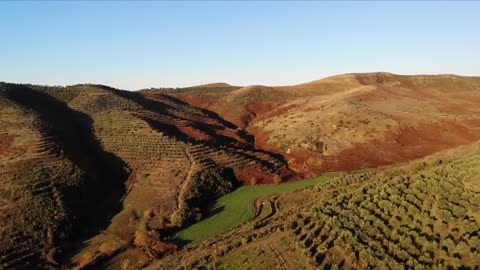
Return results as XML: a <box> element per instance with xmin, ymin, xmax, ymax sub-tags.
<box><xmin>173</xmin><ymin>175</ymin><xmax>329</xmax><ymax>245</ymax></box>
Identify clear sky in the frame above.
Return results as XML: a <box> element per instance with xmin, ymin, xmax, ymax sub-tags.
<box><xmin>1</xmin><ymin>1</ymin><xmax>479</xmax><ymax>90</ymax></box>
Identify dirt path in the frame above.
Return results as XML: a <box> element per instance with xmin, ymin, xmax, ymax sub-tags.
<box><xmin>175</xmin><ymin>145</ymin><xmax>196</xmax><ymax>218</ymax></box>
<box><xmin>118</xmin><ymin>171</ymin><xmax>136</xmax><ymax>202</ymax></box>
<box><xmin>252</xmin><ymin>198</ymin><xmax>277</xmax><ymax>221</ymax></box>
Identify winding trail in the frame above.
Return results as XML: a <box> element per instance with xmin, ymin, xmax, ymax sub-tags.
<box><xmin>175</xmin><ymin>145</ymin><xmax>196</xmax><ymax>218</ymax></box>
<box><xmin>252</xmin><ymin>198</ymin><xmax>277</xmax><ymax>221</ymax></box>
<box><xmin>119</xmin><ymin>171</ymin><xmax>136</xmax><ymax>202</ymax></box>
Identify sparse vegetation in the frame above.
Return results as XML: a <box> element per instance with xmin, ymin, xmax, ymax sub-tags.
<box><xmin>150</xmin><ymin>143</ymin><xmax>480</xmax><ymax>270</ymax></box>
<box><xmin>2</xmin><ymin>73</ymin><xmax>480</xmax><ymax>269</ymax></box>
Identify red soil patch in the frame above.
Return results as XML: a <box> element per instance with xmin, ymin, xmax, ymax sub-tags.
<box><xmin>172</xmin><ymin>94</ymin><xmax>218</xmax><ymax>109</ymax></box>
<box><xmin>248</xmin><ymin>102</ymin><xmax>296</xmax><ymax>126</ymax></box>
<box><xmin>178</xmin><ymin>94</ymin><xmax>246</xmax><ymax>127</ymax></box>
<box><xmin>0</xmin><ymin>133</ymin><xmax>16</xmax><ymax>154</ymax></box>
<box><xmin>150</xmin><ymin>77</ymin><xmax>480</xmax><ymax>180</ymax></box>
<box><xmin>169</xmin><ymin>94</ymin><xmax>226</xmax><ymax>115</ymax></box>
<box><xmin>171</xmin><ymin>94</ymin><xmax>293</xmax><ymax>128</ymax></box>
<box><xmin>249</xmin><ymin>115</ymin><xmax>480</xmax><ymax>176</ymax></box>
<box><xmin>178</xmin><ymin>126</ymin><xmax>211</xmax><ymax>141</ymax></box>
<box><xmin>462</xmin><ymin>118</ymin><xmax>480</xmax><ymax>128</ymax></box>
<box><xmin>235</xmin><ymin>164</ymin><xmax>297</xmax><ymax>185</ymax></box>
<box><xmin>235</xmin><ymin>166</ymin><xmax>274</xmax><ymax>185</ymax></box>
<box><xmin>296</xmin><ymin>119</ymin><xmax>480</xmax><ymax>174</ymax></box>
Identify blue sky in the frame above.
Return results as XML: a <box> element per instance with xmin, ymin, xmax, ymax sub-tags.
<box><xmin>1</xmin><ymin>1</ymin><xmax>479</xmax><ymax>90</ymax></box>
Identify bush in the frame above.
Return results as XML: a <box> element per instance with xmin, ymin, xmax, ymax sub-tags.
<box><xmin>179</xmin><ymin>167</ymin><xmax>239</xmax><ymax>226</ymax></box>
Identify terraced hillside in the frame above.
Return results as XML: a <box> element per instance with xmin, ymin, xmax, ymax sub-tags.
<box><xmin>146</xmin><ymin>141</ymin><xmax>480</xmax><ymax>270</ymax></box>
<box><xmin>164</xmin><ymin>73</ymin><xmax>480</xmax><ymax>177</ymax></box>
<box><xmin>0</xmin><ymin>82</ymin><xmax>291</xmax><ymax>269</ymax></box>
<box><xmin>0</xmin><ymin>93</ymin><xmax>66</xmax><ymax>270</ymax></box>
<box><xmin>0</xmin><ymin>84</ymin><xmax>127</xmax><ymax>269</ymax></box>
<box><xmin>1</xmin><ymin>73</ymin><xmax>479</xmax><ymax>269</ymax></box>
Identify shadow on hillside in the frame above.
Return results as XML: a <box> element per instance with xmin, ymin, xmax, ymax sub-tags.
<box><xmin>170</xmin><ymin>236</ymin><xmax>193</xmax><ymax>247</ymax></box>
<box><xmin>110</xmin><ymin>89</ymin><xmax>288</xmax><ymax>172</ymax></box>
<box><xmin>112</xmin><ymin>89</ymin><xmax>249</xmax><ymax>141</ymax></box>
<box><xmin>158</xmin><ymin>94</ymin><xmax>238</xmax><ymax>130</ymax></box>
<box><xmin>4</xmin><ymin>84</ymin><xmax>130</xmax><ymax>249</ymax></box>
<box><xmin>155</xmin><ymin>94</ymin><xmax>288</xmax><ymax>168</ymax></box>
<box><xmin>207</xmin><ymin>204</ymin><xmax>226</xmax><ymax>217</ymax></box>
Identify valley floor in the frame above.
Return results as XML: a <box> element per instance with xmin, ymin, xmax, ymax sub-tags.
<box><xmin>173</xmin><ymin>176</ymin><xmax>329</xmax><ymax>245</ymax></box>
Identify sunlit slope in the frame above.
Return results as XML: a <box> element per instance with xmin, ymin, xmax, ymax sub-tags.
<box><xmin>0</xmin><ymin>83</ymin><xmax>292</xmax><ymax>269</ymax></box>
<box><xmin>2</xmin><ymin>72</ymin><xmax>480</xmax><ymax>269</ymax></box>
<box><xmin>165</xmin><ymin>73</ymin><xmax>480</xmax><ymax>177</ymax></box>
<box><xmin>147</xmin><ymin>141</ymin><xmax>480</xmax><ymax>270</ymax></box>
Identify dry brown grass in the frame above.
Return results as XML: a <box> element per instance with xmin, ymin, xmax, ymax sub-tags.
<box><xmin>167</xmin><ymin>73</ymin><xmax>480</xmax><ymax>176</ymax></box>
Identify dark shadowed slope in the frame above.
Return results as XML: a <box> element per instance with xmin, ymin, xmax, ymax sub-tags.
<box><xmin>0</xmin><ymin>83</ymin><xmax>293</xmax><ymax>268</ymax></box>
<box><xmin>0</xmin><ymin>83</ymin><xmax>128</xmax><ymax>269</ymax></box>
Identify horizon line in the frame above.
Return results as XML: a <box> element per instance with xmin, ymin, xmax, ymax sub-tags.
<box><xmin>2</xmin><ymin>71</ymin><xmax>479</xmax><ymax>91</ymax></box>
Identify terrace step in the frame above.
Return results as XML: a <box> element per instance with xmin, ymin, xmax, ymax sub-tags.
<box><xmin>0</xmin><ymin>249</ymin><xmax>40</xmax><ymax>270</ymax></box>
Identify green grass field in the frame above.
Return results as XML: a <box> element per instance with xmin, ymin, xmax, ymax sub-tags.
<box><xmin>173</xmin><ymin>176</ymin><xmax>329</xmax><ymax>245</ymax></box>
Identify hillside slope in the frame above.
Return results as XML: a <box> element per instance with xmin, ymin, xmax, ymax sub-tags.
<box><xmin>165</xmin><ymin>73</ymin><xmax>480</xmax><ymax>177</ymax></box>
<box><xmin>0</xmin><ymin>84</ymin><xmax>127</xmax><ymax>269</ymax></box>
<box><xmin>147</xmin><ymin>140</ymin><xmax>480</xmax><ymax>269</ymax></box>
<box><xmin>0</xmin><ymin>83</ymin><xmax>291</xmax><ymax>269</ymax></box>
<box><xmin>1</xmin><ymin>73</ymin><xmax>479</xmax><ymax>269</ymax></box>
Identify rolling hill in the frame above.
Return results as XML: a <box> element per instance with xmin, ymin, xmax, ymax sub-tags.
<box><xmin>148</xmin><ymin>140</ymin><xmax>480</xmax><ymax>269</ymax></box>
<box><xmin>1</xmin><ymin>72</ymin><xmax>479</xmax><ymax>269</ymax></box>
<box><xmin>0</xmin><ymin>83</ymin><xmax>290</xmax><ymax>269</ymax></box>
<box><xmin>164</xmin><ymin>73</ymin><xmax>480</xmax><ymax>177</ymax></box>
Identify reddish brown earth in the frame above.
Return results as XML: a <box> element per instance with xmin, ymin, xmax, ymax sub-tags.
<box><xmin>1</xmin><ymin>83</ymin><xmax>294</xmax><ymax>269</ymax></box>
<box><xmin>2</xmin><ymin>73</ymin><xmax>480</xmax><ymax>269</ymax></box>
<box><xmin>0</xmin><ymin>133</ymin><xmax>15</xmax><ymax>154</ymax></box>
<box><xmin>166</xmin><ymin>73</ymin><xmax>480</xmax><ymax>176</ymax></box>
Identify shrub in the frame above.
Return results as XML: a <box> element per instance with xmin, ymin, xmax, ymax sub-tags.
<box><xmin>179</xmin><ymin>167</ymin><xmax>239</xmax><ymax>226</ymax></box>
